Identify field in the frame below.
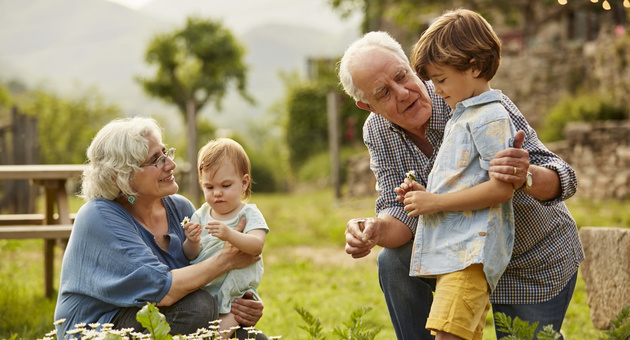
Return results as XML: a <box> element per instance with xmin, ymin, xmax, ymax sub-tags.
<box><xmin>1</xmin><ymin>189</ymin><xmax>627</xmax><ymax>339</ymax></box>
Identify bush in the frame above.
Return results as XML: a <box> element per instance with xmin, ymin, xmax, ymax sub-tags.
<box><xmin>539</xmin><ymin>92</ymin><xmax>626</xmax><ymax>142</ymax></box>
<box><xmin>285</xmin><ymin>83</ymin><xmax>329</xmax><ymax>171</ymax></box>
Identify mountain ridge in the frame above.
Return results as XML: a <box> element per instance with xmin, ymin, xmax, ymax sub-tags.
<box><xmin>0</xmin><ymin>0</ymin><xmax>360</xmax><ymax>133</ymax></box>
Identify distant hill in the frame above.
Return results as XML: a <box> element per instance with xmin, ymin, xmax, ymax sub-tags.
<box><xmin>0</xmin><ymin>0</ymin><xmax>360</xmax><ymax>134</ymax></box>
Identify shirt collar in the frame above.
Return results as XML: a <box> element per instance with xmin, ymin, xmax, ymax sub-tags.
<box><xmin>456</xmin><ymin>89</ymin><xmax>503</xmax><ymax>110</ymax></box>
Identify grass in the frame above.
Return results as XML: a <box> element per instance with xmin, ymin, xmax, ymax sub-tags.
<box><xmin>0</xmin><ymin>189</ymin><xmax>627</xmax><ymax>339</ymax></box>
<box><xmin>0</xmin><ymin>239</ymin><xmax>61</xmax><ymax>339</ymax></box>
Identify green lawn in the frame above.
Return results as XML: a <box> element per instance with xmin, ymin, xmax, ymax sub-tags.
<box><xmin>0</xmin><ymin>189</ymin><xmax>626</xmax><ymax>339</ymax></box>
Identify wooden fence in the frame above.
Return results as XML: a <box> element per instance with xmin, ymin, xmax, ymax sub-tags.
<box><xmin>0</xmin><ymin>106</ymin><xmax>39</xmax><ymax>213</ymax></box>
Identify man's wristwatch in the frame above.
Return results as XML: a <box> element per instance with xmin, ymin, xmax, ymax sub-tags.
<box><xmin>522</xmin><ymin>170</ymin><xmax>533</xmax><ymax>191</ymax></box>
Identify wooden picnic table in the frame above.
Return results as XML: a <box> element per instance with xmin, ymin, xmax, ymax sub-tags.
<box><xmin>0</xmin><ymin>164</ymin><xmax>86</xmax><ymax>298</ymax></box>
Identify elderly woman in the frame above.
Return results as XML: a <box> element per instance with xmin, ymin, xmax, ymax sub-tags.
<box><xmin>54</xmin><ymin>117</ymin><xmax>266</xmax><ymax>339</ymax></box>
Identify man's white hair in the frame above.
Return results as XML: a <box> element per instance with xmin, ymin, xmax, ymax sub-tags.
<box><xmin>338</xmin><ymin>31</ymin><xmax>409</xmax><ymax>102</ymax></box>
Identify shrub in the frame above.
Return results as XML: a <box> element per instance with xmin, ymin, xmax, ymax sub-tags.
<box><xmin>539</xmin><ymin>92</ymin><xmax>626</xmax><ymax>142</ymax></box>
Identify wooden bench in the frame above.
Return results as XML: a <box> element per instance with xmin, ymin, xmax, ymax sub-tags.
<box><xmin>0</xmin><ymin>164</ymin><xmax>85</xmax><ymax>298</ymax></box>
<box><xmin>0</xmin><ymin>220</ymin><xmax>75</xmax><ymax>300</ymax></box>
<box><xmin>0</xmin><ymin>224</ymin><xmax>73</xmax><ymax>239</ymax></box>
<box><xmin>0</xmin><ymin>213</ymin><xmax>76</xmax><ymax>226</ymax></box>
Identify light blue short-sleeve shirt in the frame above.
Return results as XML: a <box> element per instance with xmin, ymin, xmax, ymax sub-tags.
<box><xmin>410</xmin><ymin>90</ymin><xmax>517</xmax><ymax>291</ymax></box>
<box><xmin>191</xmin><ymin>203</ymin><xmax>269</xmax><ymax>313</ymax></box>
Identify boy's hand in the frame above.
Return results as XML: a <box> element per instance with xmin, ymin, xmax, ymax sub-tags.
<box><xmin>206</xmin><ymin>221</ymin><xmax>232</xmax><ymax>241</ymax></box>
<box><xmin>395</xmin><ymin>177</ymin><xmax>426</xmax><ymax>203</ymax></box>
<box><xmin>403</xmin><ymin>190</ymin><xmax>436</xmax><ymax>216</ymax></box>
<box><xmin>182</xmin><ymin>222</ymin><xmax>202</xmax><ymax>243</ymax></box>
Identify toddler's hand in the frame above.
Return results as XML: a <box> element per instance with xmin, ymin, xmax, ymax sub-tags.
<box><xmin>206</xmin><ymin>221</ymin><xmax>231</xmax><ymax>241</ymax></box>
<box><xmin>183</xmin><ymin>221</ymin><xmax>202</xmax><ymax>243</ymax></box>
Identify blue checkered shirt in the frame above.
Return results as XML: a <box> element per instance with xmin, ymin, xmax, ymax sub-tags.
<box><xmin>364</xmin><ymin>80</ymin><xmax>584</xmax><ymax>304</ymax></box>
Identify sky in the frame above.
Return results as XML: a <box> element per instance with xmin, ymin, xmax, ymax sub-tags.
<box><xmin>104</xmin><ymin>0</ymin><xmax>152</xmax><ymax>10</ymax></box>
<box><xmin>103</xmin><ymin>0</ymin><xmax>362</xmax><ymax>35</ymax></box>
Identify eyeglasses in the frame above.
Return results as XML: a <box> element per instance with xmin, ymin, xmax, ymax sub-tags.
<box><xmin>141</xmin><ymin>148</ymin><xmax>176</xmax><ymax>170</ymax></box>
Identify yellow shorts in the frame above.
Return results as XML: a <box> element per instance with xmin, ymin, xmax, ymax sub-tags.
<box><xmin>426</xmin><ymin>264</ymin><xmax>491</xmax><ymax>340</ymax></box>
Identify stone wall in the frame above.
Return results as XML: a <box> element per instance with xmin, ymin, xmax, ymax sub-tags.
<box><xmin>547</xmin><ymin>120</ymin><xmax>630</xmax><ymax>200</ymax></box>
<box><xmin>491</xmin><ymin>24</ymin><xmax>630</xmax><ymax>131</ymax></box>
<box><xmin>346</xmin><ymin>153</ymin><xmax>377</xmax><ymax>198</ymax></box>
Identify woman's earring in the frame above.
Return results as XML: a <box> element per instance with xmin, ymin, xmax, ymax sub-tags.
<box><xmin>128</xmin><ymin>195</ymin><xmax>136</xmax><ymax>205</ymax></box>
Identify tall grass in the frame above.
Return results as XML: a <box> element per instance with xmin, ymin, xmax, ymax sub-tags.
<box><xmin>0</xmin><ymin>240</ymin><xmax>60</xmax><ymax>339</ymax></box>
<box><xmin>0</xmin><ymin>189</ymin><xmax>625</xmax><ymax>339</ymax></box>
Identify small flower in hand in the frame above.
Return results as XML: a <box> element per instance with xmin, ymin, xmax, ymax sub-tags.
<box><xmin>180</xmin><ymin>216</ymin><xmax>190</xmax><ymax>228</ymax></box>
<box><xmin>405</xmin><ymin>170</ymin><xmax>417</xmax><ymax>181</ymax></box>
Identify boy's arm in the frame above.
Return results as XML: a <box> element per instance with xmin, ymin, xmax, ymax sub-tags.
<box><xmin>224</xmin><ymin>229</ymin><xmax>267</xmax><ymax>255</ymax></box>
<box><xmin>404</xmin><ymin>177</ymin><xmax>514</xmax><ymax>216</ymax></box>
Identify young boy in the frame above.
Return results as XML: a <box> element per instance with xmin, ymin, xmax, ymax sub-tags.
<box><xmin>402</xmin><ymin>9</ymin><xmax>517</xmax><ymax>340</ymax></box>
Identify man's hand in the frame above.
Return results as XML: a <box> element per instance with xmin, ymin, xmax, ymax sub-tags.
<box><xmin>489</xmin><ymin>130</ymin><xmax>529</xmax><ymax>189</ymax></box>
<box><xmin>345</xmin><ymin>218</ymin><xmax>379</xmax><ymax>258</ymax></box>
<box><xmin>231</xmin><ymin>291</ymin><xmax>263</xmax><ymax>326</ymax></box>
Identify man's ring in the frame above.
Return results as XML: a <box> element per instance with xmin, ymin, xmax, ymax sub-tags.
<box><xmin>513</xmin><ymin>166</ymin><xmax>517</xmax><ymax>175</ymax></box>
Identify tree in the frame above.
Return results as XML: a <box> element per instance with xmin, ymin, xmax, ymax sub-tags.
<box><xmin>137</xmin><ymin>17</ymin><xmax>253</xmax><ymax>204</ymax></box>
<box><xmin>25</xmin><ymin>86</ymin><xmax>120</xmax><ymax>165</ymax></box>
<box><xmin>2</xmin><ymin>82</ymin><xmax>120</xmax><ymax>165</ymax></box>
<box><xmin>326</xmin><ymin>0</ymin><xmax>622</xmax><ymax>45</ymax></box>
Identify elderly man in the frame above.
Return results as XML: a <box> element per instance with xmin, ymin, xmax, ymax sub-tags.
<box><xmin>338</xmin><ymin>31</ymin><xmax>583</xmax><ymax>339</ymax></box>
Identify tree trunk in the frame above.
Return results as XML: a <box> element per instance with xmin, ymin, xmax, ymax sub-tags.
<box><xmin>186</xmin><ymin>100</ymin><xmax>200</xmax><ymax>207</ymax></box>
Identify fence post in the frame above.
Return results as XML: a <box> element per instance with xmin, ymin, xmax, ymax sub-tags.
<box><xmin>0</xmin><ymin>106</ymin><xmax>39</xmax><ymax>213</ymax></box>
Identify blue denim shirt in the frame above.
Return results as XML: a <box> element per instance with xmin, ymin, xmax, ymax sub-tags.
<box><xmin>54</xmin><ymin>194</ymin><xmax>195</xmax><ymax>336</ymax></box>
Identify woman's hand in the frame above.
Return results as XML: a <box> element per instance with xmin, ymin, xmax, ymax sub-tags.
<box><xmin>231</xmin><ymin>291</ymin><xmax>264</xmax><ymax>326</ymax></box>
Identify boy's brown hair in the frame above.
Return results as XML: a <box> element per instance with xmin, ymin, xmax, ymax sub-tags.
<box><xmin>197</xmin><ymin>138</ymin><xmax>252</xmax><ymax>200</ymax></box>
<box><xmin>411</xmin><ymin>8</ymin><xmax>501</xmax><ymax>82</ymax></box>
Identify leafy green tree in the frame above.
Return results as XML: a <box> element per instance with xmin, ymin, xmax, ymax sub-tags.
<box><xmin>136</xmin><ymin>16</ymin><xmax>253</xmax><ymax>204</ymax></box>
<box><xmin>285</xmin><ymin>82</ymin><xmax>329</xmax><ymax>171</ymax></box>
<box><xmin>280</xmin><ymin>59</ymin><xmax>365</xmax><ymax>176</ymax></box>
